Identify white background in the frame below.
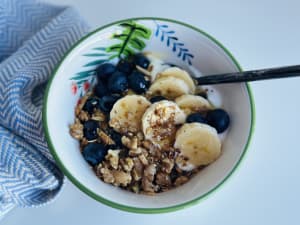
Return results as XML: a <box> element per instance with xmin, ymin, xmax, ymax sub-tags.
<box><xmin>3</xmin><ymin>0</ymin><xmax>300</xmax><ymax>224</ymax></box>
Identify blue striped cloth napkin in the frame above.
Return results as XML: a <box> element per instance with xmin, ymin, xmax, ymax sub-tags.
<box><xmin>0</xmin><ymin>0</ymin><xmax>89</xmax><ymax>218</ymax></box>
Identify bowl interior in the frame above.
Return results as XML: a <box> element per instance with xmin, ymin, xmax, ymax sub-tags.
<box><xmin>44</xmin><ymin>18</ymin><xmax>253</xmax><ymax>212</ymax></box>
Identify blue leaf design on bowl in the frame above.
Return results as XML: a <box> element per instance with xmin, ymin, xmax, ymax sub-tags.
<box><xmin>154</xmin><ymin>21</ymin><xmax>194</xmax><ymax>65</ymax></box>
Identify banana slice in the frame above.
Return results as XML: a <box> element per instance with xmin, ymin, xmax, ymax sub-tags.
<box><xmin>148</xmin><ymin>76</ymin><xmax>190</xmax><ymax>99</ymax></box>
<box><xmin>174</xmin><ymin>123</ymin><xmax>221</xmax><ymax>171</ymax></box>
<box><xmin>109</xmin><ymin>95</ymin><xmax>151</xmax><ymax>133</ymax></box>
<box><xmin>175</xmin><ymin>94</ymin><xmax>212</xmax><ymax>115</ymax></box>
<box><xmin>142</xmin><ymin>100</ymin><xmax>186</xmax><ymax>147</ymax></box>
<box><xmin>157</xmin><ymin>67</ymin><xmax>196</xmax><ymax>94</ymax></box>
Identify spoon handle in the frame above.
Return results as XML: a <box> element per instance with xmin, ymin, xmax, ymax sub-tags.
<box><xmin>195</xmin><ymin>65</ymin><xmax>300</xmax><ymax>85</ymax></box>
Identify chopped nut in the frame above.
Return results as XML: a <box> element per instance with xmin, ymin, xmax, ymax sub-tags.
<box><xmin>78</xmin><ymin>110</ymin><xmax>89</xmax><ymax>121</ymax></box>
<box><xmin>105</xmin><ymin>150</ymin><xmax>120</xmax><ymax>169</ymax></box>
<box><xmin>129</xmin><ymin>147</ymin><xmax>143</xmax><ymax>156</ymax></box>
<box><xmin>142</xmin><ymin>178</ymin><xmax>156</xmax><ymax>192</ymax></box>
<box><xmin>75</xmin><ymin>92</ymin><xmax>91</xmax><ymax>115</ymax></box>
<box><xmin>132</xmin><ymin>157</ymin><xmax>144</xmax><ymax>181</ymax></box>
<box><xmin>138</xmin><ymin>154</ymin><xmax>148</xmax><ymax>166</ymax></box>
<box><xmin>142</xmin><ymin>140</ymin><xmax>151</xmax><ymax>149</ymax></box>
<box><xmin>142</xmin><ymin>140</ymin><xmax>161</xmax><ymax>157</ymax></box>
<box><xmin>95</xmin><ymin>164</ymin><xmax>102</xmax><ymax>177</ymax></box>
<box><xmin>142</xmin><ymin>164</ymin><xmax>157</xmax><ymax>192</ymax></box>
<box><xmin>121</xmin><ymin>157</ymin><xmax>134</xmax><ymax>172</ymax></box>
<box><xmin>100</xmin><ymin>161</ymin><xmax>111</xmax><ymax>169</ymax></box>
<box><xmin>144</xmin><ymin>164</ymin><xmax>156</xmax><ymax>180</ymax></box>
<box><xmin>141</xmin><ymin>148</ymin><xmax>149</xmax><ymax>158</ymax></box>
<box><xmin>131</xmin><ymin>136</ymin><xmax>138</xmax><ymax>149</ymax></box>
<box><xmin>174</xmin><ymin>176</ymin><xmax>189</xmax><ymax>187</ymax></box>
<box><xmin>112</xmin><ymin>170</ymin><xmax>132</xmax><ymax>187</ymax></box>
<box><xmin>98</xmin><ymin>130</ymin><xmax>115</xmax><ymax>145</ymax></box>
<box><xmin>161</xmin><ymin>158</ymin><xmax>174</xmax><ymax>174</ymax></box>
<box><xmin>121</xmin><ymin>136</ymin><xmax>138</xmax><ymax>150</ymax></box>
<box><xmin>91</xmin><ymin>109</ymin><xmax>106</xmax><ymax>121</ymax></box>
<box><xmin>132</xmin><ymin>168</ymin><xmax>141</xmax><ymax>181</ymax></box>
<box><xmin>155</xmin><ymin>172</ymin><xmax>171</xmax><ymax>187</ymax></box>
<box><xmin>136</xmin><ymin>65</ymin><xmax>152</xmax><ymax>77</ymax></box>
<box><xmin>69</xmin><ymin>119</ymin><xmax>83</xmax><ymax>140</ymax></box>
<box><xmin>121</xmin><ymin>136</ymin><xmax>131</xmax><ymax>148</ymax></box>
<box><xmin>153</xmin><ymin>148</ymin><xmax>162</xmax><ymax>159</ymax></box>
<box><xmin>100</xmin><ymin>167</ymin><xmax>115</xmax><ymax>184</ymax></box>
<box><xmin>109</xmin><ymin>118</ymin><xmax>123</xmax><ymax>133</ymax></box>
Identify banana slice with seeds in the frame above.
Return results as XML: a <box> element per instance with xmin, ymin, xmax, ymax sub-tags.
<box><xmin>157</xmin><ymin>67</ymin><xmax>196</xmax><ymax>94</ymax></box>
<box><xmin>174</xmin><ymin>123</ymin><xmax>221</xmax><ymax>171</ymax></box>
<box><xmin>175</xmin><ymin>94</ymin><xmax>212</xmax><ymax>115</ymax></box>
<box><xmin>148</xmin><ymin>76</ymin><xmax>190</xmax><ymax>99</ymax></box>
<box><xmin>142</xmin><ymin>100</ymin><xmax>186</xmax><ymax>147</ymax></box>
<box><xmin>109</xmin><ymin>95</ymin><xmax>151</xmax><ymax>134</ymax></box>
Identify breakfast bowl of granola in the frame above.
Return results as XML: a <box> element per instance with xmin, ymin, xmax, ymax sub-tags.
<box><xmin>43</xmin><ymin>18</ymin><xmax>255</xmax><ymax>213</ymax></box>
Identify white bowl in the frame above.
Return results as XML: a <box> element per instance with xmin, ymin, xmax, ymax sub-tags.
<box><xmin>43</xmin><ymin>18</ymin><xmax>255</xmax><ymax>213</ymax></box>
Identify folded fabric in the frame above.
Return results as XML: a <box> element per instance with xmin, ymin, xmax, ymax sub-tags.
<box><xmin>0</xmin><ymin>0</ymin><xmax>90</xmax><ymax>218</ymax></box>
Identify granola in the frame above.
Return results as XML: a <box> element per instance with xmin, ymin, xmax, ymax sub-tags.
<box><xmin>69</xmin><ymin>52</ymin><xmax>230</xmax><ymax>194</ymax></box>
<box><xmin>70</xmin><ymin>92</ymin><xmax>201</xmax><ymax>193</ymax></box>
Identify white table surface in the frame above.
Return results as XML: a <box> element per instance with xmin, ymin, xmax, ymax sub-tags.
<box><xmin>3</xmin><ymin>0</ymin><xmax>300</xmax><ymax>224</ymax></box>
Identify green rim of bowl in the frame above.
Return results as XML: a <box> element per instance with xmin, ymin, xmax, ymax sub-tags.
<box><xmin>43</xmin><ymin>17</ymin><xmax>255</xmax><ymax>214</ymax></box>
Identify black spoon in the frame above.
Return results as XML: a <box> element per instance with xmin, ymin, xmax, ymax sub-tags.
<box><xmin>195</xmin><ymin>65</ymin><xmax>300</xmax><ymax>85</ymax></box>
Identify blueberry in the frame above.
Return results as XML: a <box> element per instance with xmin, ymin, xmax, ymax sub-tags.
<box><xmin>82</xmin><ymin>143</ymin><xmax>108</xmax><ymax>166</ymax></box>
<box><xmin>83</xmin><ymin>97</ymin><xmax>100</xmax><ymax>114</ymax></box>
<box><xmin>206</xmin><ymin>109</ymin><xmax>230</xmax><ymax>133</ymax></box>
<box><xmin>128</xmin><ymin>71</ymin><xmax>149</xmax><ymax>94</ymax></box>
<box><xmin>186</xmin><ymin>113</ymin><xmax>207</xmax><ymax>124</ymax></box>
<box><xmin>107</xmin><ymin>128</ymin><xmax>122</xmax><ymax>148</ymax></box>
<box><xmin>133</xmin><ymin>53</ymin><xmax>150</xmax><ymax>69</ymax></box>
<box><xmin>99</xmin><ymin>95</ymin><xmax>119</xmax><ymax>113</ymax></box>
<box><xmin>117</xmin><ymin>59</ymin><xmax>134</xmax><ymax>75</ymax></box>
<box><xmin>83</xmin><ymin>120</ymin><xmax>99</xmax><ymax>140</ymax></box>
<box><xmin>107</xmin><ymin>71</ymin><xmax>128</xmax><ymax>94</ymax></box>
<box><xmin>96</xmin><ymin>63</ymin><xmax>116</xmax><ymax>80</ymax></box>
<box><xmin>150</xmin><ymin>95</ymin><xmax>166</xmax><ymax>103</ymax></box>
<box><xmin>95</xmin><ymin>79</ymin><xmax>109</xmax><ymax>97</ymax></box>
